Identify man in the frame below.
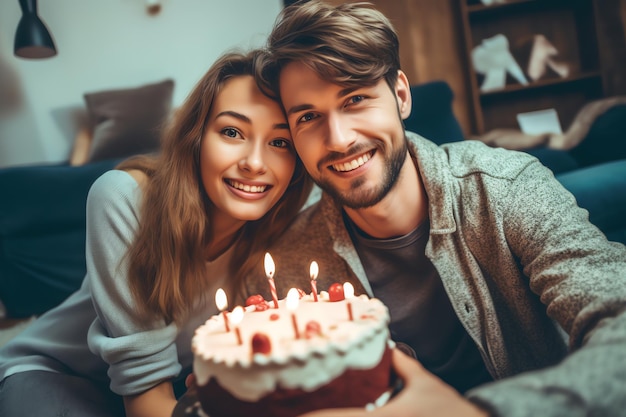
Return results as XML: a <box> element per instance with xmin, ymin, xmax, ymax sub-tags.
<box><xmin>246</xmin><ymin>1</ymin><xmax>626</xmax><ymax>416</ymax></box>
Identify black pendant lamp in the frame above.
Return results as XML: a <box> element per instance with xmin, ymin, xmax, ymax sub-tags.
<box><xmin>14</xmin><ymin>0</ymin><xmax>57</xmax><ymax>59</ymax></box>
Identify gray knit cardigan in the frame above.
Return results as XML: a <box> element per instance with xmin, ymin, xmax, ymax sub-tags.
<box><xmin>244</xmin><ymin>132</ymin><xmax>626</xmax><ymax>417</ymax></box>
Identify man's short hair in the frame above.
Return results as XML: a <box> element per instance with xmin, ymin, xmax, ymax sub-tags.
<box><xmin>261</xmin><ymin>1</ymin><xmax>401</xmax><ymax>95</ymax></box>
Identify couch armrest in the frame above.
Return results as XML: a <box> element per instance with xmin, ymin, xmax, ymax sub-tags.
<box><xmin>556</xmin><ymin>160</ymin><xmax>626</xmax><ymax>245</ymax></box>
<box><xmin>0</xmin><ymin>159</ymin><xmax>122</xmax><ymax>237</ymax></box>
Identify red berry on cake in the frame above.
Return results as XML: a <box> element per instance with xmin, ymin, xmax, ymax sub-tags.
<box><xmin>254</xmin><ymin>301</ymin><xmax>270</xmax><ymax>311</ymax></box>
<box><xmin>304</xmin><ymin>320</ymin><xmax>322</xmax><ymax>339</ymax></box>
<box><xmin>246</xmin><ymin>294</ymin><xmax>270</xmax><ymax>311</ymax></box>
<box><xmin>246</xmin><ymin>294</ymin><xmax>265</xmax><ymax>306</ymax></box>
<box><xmin>328</xmin><ymin>283</ymin><xmax>345</xmax><ymax>302</ymax></box>
<box><xmin>251</xmin><ymin>332</ymin><xmax>272</xmax><ymax>355</ymax></box>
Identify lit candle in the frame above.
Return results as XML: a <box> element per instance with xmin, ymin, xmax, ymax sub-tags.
<box><xmin>230</xmin><ymin>306</ymin><xmax>244</xmax><ymax>345</ymax></box>
<box><xmin>343</xmin><ymin>282</ymin><xmax>355</xmax><ymax>321</ymax></box>
<box><xmin>309</xmin><ymin>261</ymin><xmax>319</xmax><ymax>302</ymax></box>
<box><xmin>215</xmin><ymin>288</ymin><xmax>230</xmax><ymax>332</ymax></box>
<box><xmin>264</xmin><ymin>252</ymin><xmax>279</xmax><ymax>309</ymax></box>
<box><xmin>286</xmin><ymin>288</ymin><xmax>301</xmax><ymax>339</ymax></box>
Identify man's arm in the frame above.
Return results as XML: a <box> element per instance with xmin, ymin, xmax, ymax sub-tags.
<box><xmin>465</xmin><ymin>160</ymin><xmax>626</xmax><ymax>417</ymax></box>
<box><xmin>300</xmin><ymin>349</ymin><xmax>489</xmax><ymax>417</ymax></box>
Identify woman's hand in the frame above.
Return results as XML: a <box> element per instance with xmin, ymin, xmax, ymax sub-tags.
<box><xmin>299</xmin><ymin>348</ymin><xmax>490</xmax><ymax>417</ymax></box>
<box><xmin>185</xmin><ymin>372</ymin><xmax>197</xmax><ymax>395</ymax></box>
<box><xmin>123</xmin><ymin>380</ymin><xmax>178</xmax><ymax>417</ymax></box>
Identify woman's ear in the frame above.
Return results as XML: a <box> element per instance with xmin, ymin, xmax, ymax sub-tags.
<box><xmin>395</xmin><ymin>70</ymin><xmax>412</xmax><ymax>120</ymax></box>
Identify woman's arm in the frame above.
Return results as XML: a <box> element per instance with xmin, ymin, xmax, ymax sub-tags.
<box><xmin>85</xmin><ymin>171</ymin><xmax>182</xmax><ymax>397</ymax></box>
<box><xmin>124</xmin><ymin>380</ymin><xmax>178</xmax><ymax>417</ymax></box>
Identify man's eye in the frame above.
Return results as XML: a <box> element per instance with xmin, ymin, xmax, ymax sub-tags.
<box><xmin>348</xmin><ymin>95</ymin><xmax>364</xmax><ymax>105</ymax></box>
<box><xmin>297</xmin><ymin>113</ymin><xmax>317</xmax><ymax>123</ymax></box>
<box><xmin>270</xmin><ymin>138</ymin><xmax>291</xmax><ymax>149</ymax></box>
<box><xmin>221</xmin><ymin>128</ymin><xmax>240</xmax><ymax>138</ymax></box>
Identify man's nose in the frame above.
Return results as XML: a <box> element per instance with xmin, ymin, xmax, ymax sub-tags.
<box><xmin>326</xmin><ymin>114</ymin><xmax>356</xmax><ymax>152</ymax></box>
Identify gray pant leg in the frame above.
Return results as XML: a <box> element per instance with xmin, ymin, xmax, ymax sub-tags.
<box><xmin>0</xmin><ymin>371</ymin><xmax>125</xmax><ymax>417</ymax></box>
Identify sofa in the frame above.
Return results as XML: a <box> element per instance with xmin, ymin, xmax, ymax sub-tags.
<box><xmin>404</xmin><ymin>80</ymin><xmax>626</xmax><ymax>245</ymax></box>
<box><xmin>1</xmin><ymin>80</ymin><xmax>624</xmax><ymax>319</ymax></box>
<box><xmin>0</xmin><ymin>78</ymin><xmax>174</xmax><ymax>319</ymax></box>
<box><xmin>0</xmin><ymin>158</ymin><xmax>122</xmax><ymax>317</ymax></box>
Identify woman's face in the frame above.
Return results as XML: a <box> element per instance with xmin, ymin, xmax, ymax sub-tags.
<box><xmin>200</xmin><ymin>75</ymin><xmax>296</xmax><ymax>226</ymax></box>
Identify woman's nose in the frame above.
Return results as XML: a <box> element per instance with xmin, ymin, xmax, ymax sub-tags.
<box><xmin>238</xmin><ymin>143</ymin><xmax>267</xmax><ymax>174</ymax></box>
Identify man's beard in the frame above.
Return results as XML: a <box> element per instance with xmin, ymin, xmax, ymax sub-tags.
<box><xmin>316</xmin><ymin>139</ymin><xmax>408</xmax><ymax>209</ymax></box>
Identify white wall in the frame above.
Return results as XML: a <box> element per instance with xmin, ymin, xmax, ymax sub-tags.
<box><xmin>0</xmin><ymin>0</ymin><xmax>283</xmax><ymax>168</ymax></box>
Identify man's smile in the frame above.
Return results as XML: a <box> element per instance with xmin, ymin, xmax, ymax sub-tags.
<box><xmin>329</xmin><ymin>150</ymin><xmax>374</xmax><ymax>172</ymax></box>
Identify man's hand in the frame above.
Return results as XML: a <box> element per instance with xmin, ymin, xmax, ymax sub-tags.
<box><xmin>299</xmin><ymin>348</ymin><xmax>490</xmax><ymax>417</ymax></box>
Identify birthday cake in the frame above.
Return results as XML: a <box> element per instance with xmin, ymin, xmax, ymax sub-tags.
<box><xmin>191</xmin><ymin>284</ymin><xmax>394</xmax><ymax>417</ymax></box>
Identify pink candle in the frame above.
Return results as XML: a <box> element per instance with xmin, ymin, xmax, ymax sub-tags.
<box><xmin>309</xmin><ymin>261</ymin><xmax>319</xmax><ymax>302</ymax></box>
<box><xmin>343</xmin><ymin>282</ymin><xmax>355</xmax><ymax>321</ymax></box>
<box><xmin>215</xmin><ymin>288</ymin><xmax>230</xmax><ymax>332</ymax></box>
<box><xmin>264</xmin><ymin>252</ymin><xmax>279</xmax><ymax>309</ymax></box>
<box><xmin>286</xmin><ymin>288</ymin><xmax>301</xmax><ymax>339</ymax></box>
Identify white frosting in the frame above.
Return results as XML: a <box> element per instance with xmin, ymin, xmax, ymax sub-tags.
<box><xmin>192</xmin><ymin>293</ymin><xmax>390</xmax><ymax>402</ymax></box>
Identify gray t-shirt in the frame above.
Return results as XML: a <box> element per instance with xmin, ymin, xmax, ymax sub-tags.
<box><xmin>346</xmin><ymin>214</ymin><xmax>492</xmax><ymax>393</ymax></box>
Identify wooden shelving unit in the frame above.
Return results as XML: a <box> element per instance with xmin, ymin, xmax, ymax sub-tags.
<box><xmin>459</xmin><ymin>0</ymin><xmax>606</xmax><ymax>135</ymax></box>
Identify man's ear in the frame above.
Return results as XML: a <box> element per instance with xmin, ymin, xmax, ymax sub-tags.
<box><xmin>395</xmin><ymin>70</ymin><xmax>412</xmax><ymax>120</ymax></box>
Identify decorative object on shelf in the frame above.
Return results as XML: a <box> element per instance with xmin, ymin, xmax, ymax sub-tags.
<box><xmin>526</xmin><ymin>34</ymin><xmax>570</xmax><ymax>81</ymax></box>
<box><xmin>13</xmin><ymin>0</ymin><xmax>57</xmax><ymax>59</ymax></box>
<box><xmin>517</xmin><ymin>108</ymin><xmax>563</xmax><ymax>136</ymax></box>
<box><xmin>471</xmin><ymin>34</ymin><xmax>528</xmax><ymax>92</ymax></box>
<box><xmin>459</xmin><ymin>0</ymin><xmax>607</xmax><ymax>135</ymax></box>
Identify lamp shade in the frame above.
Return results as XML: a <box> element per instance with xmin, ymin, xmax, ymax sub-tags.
<box><xmin>14</xmin><ymin>0</ymin><xmax>57</xmax><ymax>59</ymax></box>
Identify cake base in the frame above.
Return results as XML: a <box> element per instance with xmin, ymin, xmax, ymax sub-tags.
<box><xmin>196</xmin><ymin>347</ymin><xmax>393</xmax><ymax>417</ymax></box>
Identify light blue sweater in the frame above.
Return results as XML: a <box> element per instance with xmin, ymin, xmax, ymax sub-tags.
<box><xmin>0</xmin><ymin>170</ymin><xmax>227</xmax><ymax>396</ymax></box>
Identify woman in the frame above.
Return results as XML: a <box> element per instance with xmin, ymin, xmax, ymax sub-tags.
<box><xmin>0</xmin><ymin>49</ymin><xmax>313</xmax><ymax>417</ymax></box>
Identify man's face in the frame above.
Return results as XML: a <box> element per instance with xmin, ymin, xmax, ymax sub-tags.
<box><xmin>279</xmin><ymin>62</ymin><xmax>412</xmax><ymax>209</ymax></box>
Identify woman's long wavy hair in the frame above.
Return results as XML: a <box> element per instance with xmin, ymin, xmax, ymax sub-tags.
<box><xmin>116</xmin><ymin>50</ymin><xmax>313</xmax><ymax>325</ymax></box>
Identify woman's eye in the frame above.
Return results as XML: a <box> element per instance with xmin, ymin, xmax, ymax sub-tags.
<box><xmin>270</xmin><ymin>138</ymin><xmax>291</xmax><ymax>149</ymax></box>
<box><xmin>221</xmin><ymin>127</ymin><xmax>241</xmax><ymax>138</ymax></box>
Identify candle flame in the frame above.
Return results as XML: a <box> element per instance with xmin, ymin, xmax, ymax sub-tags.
<box><xmin>264</xmin><ymin>252</ymin><xmax>275</xmax><ymax>279</ymax></box>
<box><xmin>309</xmin><ymin>261</ymin><xmax>319</xmax><ymax>280</ymax></box>
<box><xmin>286</xmin><ymin>288</ymin><xmax>300</xmax><ymax>311</ymax></box>
<box><xmin>215</xmin><ymin>288</ymin><xmax>228</xmax><ymax>311</ymax></box>
<box><xmin>343</xmin><ymin>282</ymin><xmax>355</xmax><ymax>299</ymax></box>
<box><xmin>231</xmin><ymin>306</ymin><xmax>244</xmax><ymax>325</ymax></box>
